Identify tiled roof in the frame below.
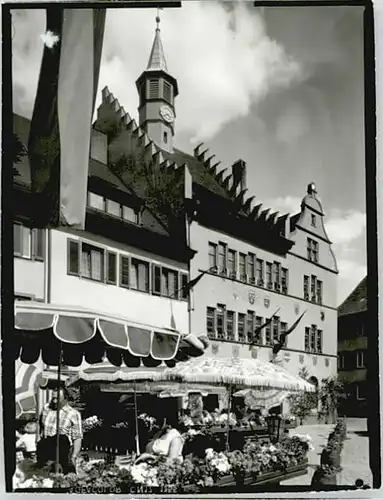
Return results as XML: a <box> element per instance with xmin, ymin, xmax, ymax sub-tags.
<box><xmin>161</xmin><ymin>148</ymin><xmax>230</xmax><ymax>199</ymax></box>
<box><xmin>338</xmin><ymin>276</ymin><xmax>368</xmax><ymax>316</ymax></box>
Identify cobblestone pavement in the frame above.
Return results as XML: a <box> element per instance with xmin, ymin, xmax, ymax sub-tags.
<box><xmin>281</xmin><ymin>418</ymin><xmax>372</xmax><ymax>488</ymax></box>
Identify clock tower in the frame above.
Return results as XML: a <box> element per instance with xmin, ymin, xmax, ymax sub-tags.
<box><xmin>136</xmin><ymin>13</ymin><xmax>178</xmax><ymax>153</ymax></box>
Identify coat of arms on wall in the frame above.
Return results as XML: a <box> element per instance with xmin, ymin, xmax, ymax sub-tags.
<box><xmin>299</xmin><ymin>354</ymin><xmax>304</xmax><ymax>364</ymax></box>
<box><xmin>212</xmin><ymin>343</ymin><xmax>219</xmax><ymax>355</ymax></box>
<box><xmin>294</xmin><ymin>303</ymin><xmax>300</xmax><ymax>315</ymax></box>
<box><xmin>313</xmin><ymin>356</ymin><xmax>317</xmax><ymax>366</ymax></box>
<box><xmin>264</xmin><ymin>298</ymin><xmax>270</xmax><ymax>308</ymax></box>
<box><xmin>232</xmin><ymin>345</ymin><xmax>239</xmax><ymax>358</ymax></box>
<box><xmin>248</xmin><ymin>292</ymin><xmax>256</xmax><ymax>305</ymax></box>
<box><xmin>325</xmin><ymin>358</ymin><xmax>329</xmax><ymax>367</ymax></box>
<box><xmin>284</xmin><ymin>352</ymin><xmax>291</xmax><ymax>363</ymax></box>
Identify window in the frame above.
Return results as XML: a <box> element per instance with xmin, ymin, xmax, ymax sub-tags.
<box><xmin>179</xmin><ymin>273</ymin><xmax>189</xmax><ymax>301</ymax></box>
<box><xmin>311</xmin><ymin>214</ymin><xmax>316</xmax><ymax>227</ymax></box>
<box><xmin>239</xmin><ymin>253</ymin><xmax>247</xmax><ymax>280</ymax></box>
<box><xmin>227</xmin><ymin>311</ymin><xmax>235</xmax><ymax>341</ymax></box>
<box><xmin>106</xmin><ymin>200</ymin><xmax>121</xmax><ymax>217</ymax></box>
<box><xmin>311</xmin><ymin>275</ymin><xmax>317</xmax><ymax>302</ymax></box>
<box><xmin>265</xmin><ymin>322</ymin><xmax>272</xmax><ymax>346</ymax></box>
<box><xmin>254</xmin><ymin>317</ymin><xmax>263</xmax><ymax>344</ymax></box>
<box><xmin>68</xmin><ymin>240</ymin><xmax>80</xmax><ymax>275</ymax></box>
<box><xmin>256</xmin><ymin>259</ymin><xmax>264</xmax><ymax>285</ymax></box>
<box><xmin>149</xmin><ymin>78</ymin><xmax>160</xmax><ymax>98</ymax></box>
<box><xmin>304</xmin><ymin>275</ymin><xmax>310</xmax><ymax>300</ymax></box>
<box><xmin>122</xmin><ymin>206</ymin><xmax>139</xmax><ymax>224</ymax></box>
<box><xmin>304</xmin><ymin>327</ymin><xmax>310</xmax><ymax>351</ymax></box>
<box><xmin>281</xmin><ymin>268</ymin><xmax>288</xmax><ymax>294</ymax></box>
<box><xmin>305</xmin><ymin>325</ymin><xmax>322</xmax><ymax>353</ymax></box>
<box><xmin>207</xmin><ymin>307</ymin><xmax>216</xmax><ymax>338</ymax></box>
<box><xmin>266</xmin><ymin>262</ymin><xmax>273</xmax><ymax>287</ymax></box>
<box><xmin>88</xmin><ymin>192</ymin><xmax>105</xmax><ymax>211</ymax></box>
<box><xmin>356</xmin><ymin>351</ymin><xmax>365</xmax><ymax>368</ymax></box>
<box><xmin>163</xmin><ymin>131</ymin><xmax>168</xmax><ymax>144</ymax></box>
<box><xmin>246</xmin><ymin>311</ymin><xmax>255</xmax><ymax>343</ymax></box>
<box><xmin>14</xmin><ymin>224</ymin><xmax>32</xmax><ymax>259</ymax></box>
<box><xmin>228</xmin><ymin>249</ymin><xmax>236</xmax><ymax>276</ymax></box>
<box><xmin>106</xmin><ymin>252</ymin><xmax>117</xmax><ymax>284</ymax></box>
<box><xmin>163</xmin><ymin>81</ymin><xmax>172</xmax><ymax>104</ymax></box>
<box><xmin>218</xmin><ymin>243</ymin><xmax>227</xmax><ymax>273</ymax></box>
<box><xmin>316</xmin><ymin>329</ymin><xmax>323</xmax><ymax>354</ymax></box>
<box><xmin>316</xmin><ymin>280</ymin><xmax>323</xmax><ymax>304</ymax></box>
<box><xmin>81</xmin><ymin>243</ymin><xmax>104</xmax><ymax>281</ymax></box>
<box><xmin>216</xmin><ymin>305</ymin><xmax>225</xmax><ymax>339</ymax></box>
<box><xmin>272</xmin><ymin>316</ymin><xmax>280</xmax><ymax>343</ymax></box>
<box><xmin>161</xmin><ymin>268</ymin><xmax>178</xmax><ymax>297</ymax></box>
<box><xmin>208</xmin><ymin>243</ymin><xmax>217</xmax><ymax>270</ymax></box>
<box><xmin>152</xmin><ymin>265</ymin><xmax>161</xmax><ymax>295</ymax></box>
<box><xmin>247</xmin><ymin>253</ymin><xmax>255</xmax><ymax>281</ymax></box>
<box><xmin>273</xmin><ymin>262</ymin><xmax>281</xmax><ymax>290</ymax></box>
<box><xmin>238</xmin><ymin>313</ymin><xmax>246</xmax><ymax>342</ymax></box>
<box><xmin>32</xmin><ymin>229</ymin><xmax>45</xmax><ymax>260</ymax></box>
<box><xmin>130</xmin><ymin>258</ymin><xmax>150</xmax><ymax>292</ymax></box>
<box><xmin>307</xmin><ymin>238</ymin><xmax>319</xmax><ymax>263</ymax></box>
<box><xmin>120</xmin><ymin>256</ymin><xmax>130</xmax><ymax>287</ymax></box>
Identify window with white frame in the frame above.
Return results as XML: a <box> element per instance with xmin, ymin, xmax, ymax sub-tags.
<box><xmin>226</xmin><ymin>311</ymin><xmax>235</xmax><ymax>341</ymax></box>
<box><xmin>161</xmin><ymin>268</ymin><xmax>178</xmax><ymax>298</ymax></box>
<box><xmin>254</xmin><ymin>316</ymin><xmax>263</xmax><ymax>344</ymax></box>
<box><xmin>106</xmin><ymin>199</ymin><xmax>121</xmax><ymax>218</ymax></box>
<box><xmin>239</xmin><ymin>253</ymin><xmax>247</xmax><ymax>281</ymax></box>
<box><xmin>206</xmin><ymin>307</ymin><xmax>216</xmax><ymax>337</ymax></box>
<box><xmin>266</xmin><ymin>262</ymin><xmax>273</xmax><ymax>288</ymax></box>
<box><xmin>14</xmin><ymin>224</ymin><xmax>45</xmax><ymax>261</ymax></box>
<box><xmin>122</xmin><ymin>206</ymin><xmax>139</xmax><ymax>224</ymax></box>
<box><xmin>311</xmin><ymin>214</ymin><xmax>317</xmax><ymax>227</ymax></box>
<box><xmin>356</xmin><ymin>383</ymin><xmax>366</xmax><ymax>400</ymax></box>
<box><xmin>356</xmin><ymin>351</ymin><xmax>365</xmax><ymax>368</ymax></box>
<box><xmin>130</xmin><ymin>258</ymin><xmax>150</xmax><ymax>292</ymax></box>
<box><xmin>217</xmin><ymin>243</ymin><xmax>227</xmax><ymax>273</ymax></box>
<box><xmin>88</xmin><ymin>192</ymin><xmax>105</xmax><ymax>211</ymax></box>
<box><xmin>208</xmin><ymin>243</ymin><xmax>217</xmax><ymax>270</ymax></box>
<box><xmin>281</xmin><ymin>268</ymin><xmax>288</xmax><ymax>294</ymax></box>
<box><xmin>81</xmin><ymin>243</ymin><xmax>104</xmax><ymax>281</ymax></box>
<box><xmin>307</xmin><ymin>238</ymin><xmax>319</xmax><ymax>263</ymax></box>
<box><xmin>304</xmin><ymin>275</ymin><xmax>310</xmax><ymax>300</ymax></box>
<box><xmin>265</xmin><ymin>322</ymin><xmax>272</xmax><ymax>346</ymax></box>
<box><xmin>256</xmin><ymin>259</ymin><xmax>264</xmax><ymax>285</ymax></box>
<box><xmin>247</xmin><ymin>253</ymin><xmax>255</xmax><ymax>281</ymax></box>
<box><xmin>246</xmin><ymin>311</ymin><xmax>255</xmax><ymax>343</ymax></box>
<box><xmin>216</xmin><ymin>304</ymin><xmax>225</xmax><ymax>339</ymax></box>
<box><xmin>228</xmin><ymin>249</ymin><xmax>237</xmax><ymax>277</ymax></box>
<box><xmin>238</xmin><ymin>313</ymin><xmax>246</xmax><ymax>342</ymax></box>
<box><xmin>273</xmin><ymin>262</ymin><xmax>281</xmax><ymax>291</ymax></box>
<box><xmin>304</xmin><ymin>325</ymin><xmax>322</xmax><ymax>354</ymax></box>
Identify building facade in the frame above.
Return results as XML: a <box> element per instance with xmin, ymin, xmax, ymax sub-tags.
<box><xmin>337</xmin><ymin>277</ymin><xmax>368</xmax><ymax>417</ymax></box>
<box><xmin>13</xmin><ymin>16</ymin><xmax>339</xmax><ymax>414</ymax></box>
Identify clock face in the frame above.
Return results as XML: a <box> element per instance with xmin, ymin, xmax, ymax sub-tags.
<box><xmin>159</xmin><ymin>105</ymin><xmax>174</xmax><ymax>124</ymax></box>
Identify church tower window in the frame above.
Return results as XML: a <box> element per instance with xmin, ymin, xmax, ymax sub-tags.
<box><xmin>149</xmin><ymin>78</ymin><xmax>160</xmax><ymax>99</ymax></box>
<box><xmin>163</xmin><ymin>81</ymin><xmax>172</xmax><ymax>104</ymax></box>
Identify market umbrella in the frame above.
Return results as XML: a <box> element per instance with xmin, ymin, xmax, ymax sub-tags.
<box><xmin>233</xmin><ymin>388</ymin><xmax>290</xmax><ymax>411</ymax></box>
<box><xmin>14</xmin><ymin>301</ymin><xmax>209</xmax><ymax>473</ymax></box>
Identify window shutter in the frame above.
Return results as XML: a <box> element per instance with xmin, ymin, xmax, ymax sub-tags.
<box><xmin>68</xmin><ymin>240</ymin><xmax>80</xmax><ymax>275</ymax></box>
<box><xmin>107</xmin><ymin>252</ymin><xmax>117</xmax><ymax>284</ymax></box>
<box><xmin>152</xmin><ymin>264</ymin><xmax>161</xmax><ymax>295</ymax></box>
<box><xmin>179</xmin><ymin>273</ymin><xmax>188</xmax><ymax>300</ymax></box>
<box><xmin>120</xmin><ymin>256</ymin><xmax>130</xmax><ymax>287</ymax></box>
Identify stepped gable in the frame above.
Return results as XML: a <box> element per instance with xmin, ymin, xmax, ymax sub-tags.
<box><xmin>95</xmin><ymin>88</ymin><xmax>293</xmax><ymax>237</ymax></box>
<box><xmin>338</xmin><ymin>276</ymin><xmax>368</xmax><ymax>317</ymax></box>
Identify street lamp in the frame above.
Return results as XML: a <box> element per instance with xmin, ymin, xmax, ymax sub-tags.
<box><xmin>266</xmin><ymin>414</ymin><xmax>284</xmax><ymax>443</ymax></box>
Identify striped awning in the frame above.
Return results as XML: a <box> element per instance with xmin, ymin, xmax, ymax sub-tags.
<box><xmin>14</xmin><ymin>301</ymin><xmax>208</xmax><ymax>367</ymax></box>
<box><xmin>15</xmin><ymin>363</ymin><xmax>42</xmax><ymax>418</ymax></box>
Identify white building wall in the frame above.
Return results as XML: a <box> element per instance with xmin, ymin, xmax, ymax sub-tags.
<box><xmin>14</xmin><ymin>258</ymin><xmax>45</xmax><ymax>300</ymax></box>
<box><xmin>49</xmin><ymin>228</ymin><xmax>189</xmax><ymax>333</ymax></box>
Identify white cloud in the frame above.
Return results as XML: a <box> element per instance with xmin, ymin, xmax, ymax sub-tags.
<box><xmin>325</xmin><ymin>210</ymin><xmax>366</xmax><ymax>245</ymax></box>
<box><xmin>263</xmin><ymin>196</ymin><xmax>301</xmax><ymax>215</ymax></box>
<box><xmin>12</xmin><ymin>3</ymin><xmax>304</xmax><ymax>141</ymax></box>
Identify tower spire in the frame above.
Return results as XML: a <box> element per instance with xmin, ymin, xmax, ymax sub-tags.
<box><xmin>147</xmin><ymin>9</ymin><xmax>168</xmax><ymax>72</ymax></box>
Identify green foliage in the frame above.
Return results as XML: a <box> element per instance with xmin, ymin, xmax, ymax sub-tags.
<box><xmin>287</xmin><ymin>368</ymin><xmax>318</xmax><ymax>423</ymax></box>
<box><xmin>110</xmin><ymin>151</ymin><xmax>185</xmax><ymax>230</ymax></box>
<box><xmin>318</xmin><ymin>377</ymin><xmax>347</xmax><ymax>423</ymax></box>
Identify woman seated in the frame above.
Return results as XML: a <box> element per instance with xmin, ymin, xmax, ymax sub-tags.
<box><xmin>135</xmin><ymin>415</ymin><xmax>185</xmax><ymax>465</ymax></box>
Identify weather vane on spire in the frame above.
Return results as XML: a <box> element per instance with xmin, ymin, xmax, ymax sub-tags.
<box><xmin>156</xmin><ymin>7</ymin><xmax>162</xmax><ymax>30</ymax></box>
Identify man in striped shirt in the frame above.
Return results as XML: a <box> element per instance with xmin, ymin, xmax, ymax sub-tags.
<box><xmin>37</xmin><ymin>388</ymin><xmax>82</xmax><ymax>473</ymax></box>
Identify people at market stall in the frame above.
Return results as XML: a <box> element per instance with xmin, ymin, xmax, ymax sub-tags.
<box><xmin>36</xmin><ymin>388</ymin><xmax>83</xmax><ymax>474</ymax></box>
<box><xmin>16</xmin><ymin>421</ymin><xmax>37</xmax><ymax>461</ymax></box>
<box><xmin>136</xmin><ymin>414</ymin><xmax>185</xmax><ymax>464</ymax></box>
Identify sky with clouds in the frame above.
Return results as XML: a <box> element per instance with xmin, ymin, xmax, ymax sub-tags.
<box><xmin>11</xmin><ymin>2</ymin><xmax>367</xmax><ymax>305</ymax></box>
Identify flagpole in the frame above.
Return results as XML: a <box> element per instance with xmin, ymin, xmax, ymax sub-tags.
<box><xmin>55</xmin><ymin>342</ymin><xmax>62</xmax><ymax>474</ymax></box>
